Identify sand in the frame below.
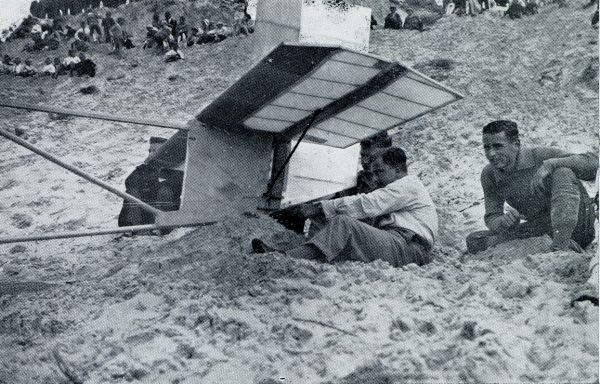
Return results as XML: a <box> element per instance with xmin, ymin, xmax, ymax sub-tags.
<box><xmin>0</xmin><ymin>0</ymin><xmax>598</xmax><ymax>382</ymax></box>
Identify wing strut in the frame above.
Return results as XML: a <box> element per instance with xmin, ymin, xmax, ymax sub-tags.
<box><xmin>0</xmin><ymin>100</ymin><xmax>189</xmax><ymax>131</ymax></box>
<box><xmin>263</xmin><ymin>108</ymin><xmax>322</xmax><ymax>201</ymax></box>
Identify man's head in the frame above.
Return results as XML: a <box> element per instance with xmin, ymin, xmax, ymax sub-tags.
<box><xmin>390</xmin><ymin>6</ymin><xmax>397</xmax><ymax>12</ymax></box>
<box><xmin>45</xmin><ymin>57</ymin><xmax>51</xmax><ymax>64</ymax></box>
<box><xmin>482</xmin><ymin>120</ymin><xmax>520</xmax><ymax>172</ymax></box>
<box><xmin>373</xmin><ymin>147</ymin><xmax>408</xmax><ymax>188</ymax></box>
<box><xmin>360</xmin><ymin>132</ymin><xmax>393</xmax><ymax>169</ymax></box>
<box><xmin>78</xmin><ymin>52</ymin><xmax>86</xmax><ymax>60</ymax></box>
<box><xmin>68</xmin><ymin>49</ymin><xmax>76</xmax><ymax>57</ymax></box>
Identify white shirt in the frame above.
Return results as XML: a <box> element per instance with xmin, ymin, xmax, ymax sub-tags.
<box><xmin>14</xmin><ymin>63</ymin><xmax>25</xmax><ymax>74</ymax></box>
<box><xmin>62</xmin><ymin>56</ymin><xmax>81</xmax><ymax>66</ymax></box>
<box><xmin>320</xmin><ymin>174</ymin><xmax>438</xmax><ymax>247</ymax></box>
<box><xmin>42</xmin><ymin>64</ymin><xmax>56</xmax><ymax>74</ymax></box>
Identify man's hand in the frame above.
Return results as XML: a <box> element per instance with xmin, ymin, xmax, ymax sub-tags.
<box><xmin>490</xmin><ymin>207</ymin><xmax>521</xmax><ymax>231</ymax></box>
<box><xmin>531</xmin><ymin>161</ymin><xmax>554</xmax><ymax>196</ymax></box>
<box><xmin>296</xmin><ymin>202</ymin><xmax>324</xmax><ymax>219</ymax></box>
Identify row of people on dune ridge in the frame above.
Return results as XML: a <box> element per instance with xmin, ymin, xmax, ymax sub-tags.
<box><xmin>443</xmin><ymin>0</ymin><xmax>539</xmax><ymax>18</ymax></box>
<box><xmin>378</xmin><ymin>0</ymin><xmax>538</xmax><ymax>33</ymax></box>
<box><xmin>0</xmin><ymin>50</ymin><xmax>96</xmax><ymax>78</ymax></box>
<box><xmin>12</xmin><ymin>10</ymin><xmax>134</xmax><ymax>56</ymax></box>
<box><xmin>381</xmin><ymin>0</ymin><xmax>597</xmax><ymax>30</ymax></box>
<box><xmin>142</xmin><ymin>10</ymin><xmax>254</xmax><ymax>54</ymax></box>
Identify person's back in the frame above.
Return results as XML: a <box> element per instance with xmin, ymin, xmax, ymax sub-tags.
<box><xmin>384</xmin><ymin>8</ymin><xmax>402</xmax><ymax>29</ymax></box>
<box><xmin>41</xmin><ymin>57</ymin><xmax>55</xmax><ymax>75</ymax></box>
<box><xmin>506</xmin><ymin>0</ymin><xmax>525</xmax><ymax>18</ymax></box>
<box><xmin>403</xmin><ymin>12</ymin><xmax>423</xmax><ymax>31</ymax></box>
<box><xmin>75</xmin><ymin>53</ymin><xmax>96</xmax><ymax>77</ymax></box>
<box><xmin>118</xmin><ymin>163</ymin><xmax>159</xmax><ymax>227</ymax></box>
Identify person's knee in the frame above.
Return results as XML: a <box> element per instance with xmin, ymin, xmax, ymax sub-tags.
<box><xmin>328</xmin><ymin>215</ymin><xmax>356</xmax><ymax>227</ymax></box>
<box><xmin>551</xmin><ymin>167</ymin><xmax>577</xmax><ymax>185</ymax></box>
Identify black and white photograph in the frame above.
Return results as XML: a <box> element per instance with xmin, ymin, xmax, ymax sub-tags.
<box><xmin>0</xmin><ymin>0</ymin><xmax>598</xmax><ymax>382</ymax></box>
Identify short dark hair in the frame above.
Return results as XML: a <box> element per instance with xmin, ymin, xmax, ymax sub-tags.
<box><xmin>482</xmin><ymin>120</ymin><xmax>519</xmax><ymax>142</ymax></box>
<box><xmin>361</xmin><ymin>132</ymin><xmax>393</xmax><ymax>150</ymax></box>
<box><xmin>381</xmin><ymin>147</ymin><xmax>407</xmax><ymax>172</ymax></box>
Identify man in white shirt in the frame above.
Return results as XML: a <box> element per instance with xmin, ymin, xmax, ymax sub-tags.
<box><xmin>253</xmin><ymin>147</ymin><xmax>438</xmax><ymax>267</ymax></box>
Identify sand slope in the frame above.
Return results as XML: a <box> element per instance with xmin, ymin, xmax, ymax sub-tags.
<box><xmin>0</xmin><ymin>1</ymin><xmax>598</xmax><ymax>383</ymax></box>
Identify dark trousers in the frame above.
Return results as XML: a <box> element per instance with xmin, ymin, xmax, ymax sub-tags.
<box><xmin>467</xmin><ymin>168</ymin><xmax>595</xmax><ymax>253</ymax></box>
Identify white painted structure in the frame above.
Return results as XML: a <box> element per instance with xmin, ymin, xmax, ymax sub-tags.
<box><xmin>253</xmin><ymin>0</ymin><xmax>372</xmax><ymax>207</ymax></box>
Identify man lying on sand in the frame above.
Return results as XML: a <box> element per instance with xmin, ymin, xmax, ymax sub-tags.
<box><xmin>253</xmin><ymin>147</ymin><xmax>438</xmax><ymax>267</ymax></box>
<box><xmin>467</xmin><ymin>120</ymin><xmax>598</xmax><ymax>253</ymax></box>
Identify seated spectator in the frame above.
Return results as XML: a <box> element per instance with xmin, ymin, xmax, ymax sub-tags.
<box><xmin>214</xmin><ymin>22</ymin><xmax>232</xmax><ymax>42</ymax></box>
<box><xmin>143</xmin><ymin>26</ymin><xmax>159</xmax><ymax>49</ymax></box>
<box><xmin>1</xmin><ymin>55</ymin><xmax>15</xmax><ymax>74</ymax></box>
<box><xmin>75</xmin><ymin>52</ymin><xmax>96</xmax><ymax>77</ymax></box>
<box><xmin>506</xmin><ymin>0</ymin><xmax>526</xmax><ymax>18</ymax></box>
<box><xmin>24</xmin><ymin>32</ymin><xmax>46</xmax><ymax>51</ymax></box>
<box><xmin>46</xmin><ymin>30</ymin><xmax>61</xmax><ymax>50</ymax></box>
<box><xmin>403</xmin><ymin>9</ymin><xmax>424</xmax><ymax>31</ymax></box>
<box><xmin>87</xmin><ymin>12</ymin><xmax>103</xmax><ymax>42</ymax></box>
<box><xmin>53</xmin><ymin>14</ymin><xmax>66</xmax><ymax>34</ymax></box>
<box><xmin>71</xmin><ymin>35</ymin><xmax>90</xmax><ymax>52</ymax></box>
<box><xmin>153</xmin><ymin>22</ymin><xmax>173</xmax><ymax>51</ymax></box>
<box><xmin>109</xmin><ymin>18</ymin><xmax>129</xmax><ymax>54</ymax></box>
<box><xmin>523</xmin><ymin>0</ymin><xmax>539</xmax><ymax>15</ymax></box>
<box><xmin>196</xmin><ymin>20</ymin><xmax>214</xmax><ymax>44</ymax></box>
<box><xmin>76</xmin><ymin>21</ymin><xmax>91</xmax><ymax>42</ymax></box>
<box><xmin>165</xmin><ymin>12</ymin><xmax>177</xmax><ymax>37</ymax></box>
<box><xmin>384</xmin><ymin>6</ymin><xmax>403</xmax><ymax>29</ymax></box>
<box><xmin>15</xmin><ymin>58</ymin><xmax>36</xmax><ymax>77</ymax></box>
<box><xmin>371</xmin><ymin>15</ymin><xmax>378</xmax><ymax>29</ymax></box>
<box><xmin>233</xmin><ymin>3</ymin><xmax>246</xmax><ymax>35</ymax></box>
<box><xmin>40</xmin><ymin>57</ymin><xmax>56</xmax><ymax>75</ymax></box>
<box><xmin>165</xmin><ymin>42</ymin><xmax>183</xmax><ymax>62</ymax></box>
<box><xmin>177</xmin><ymin>16</ymin><xmax>189</xmax><ymax>44</ymax></box>
<box><xmin>63</xmin><ymin>25</ymin><xmax>77</xmax><ymax>39</ymax></box>
<box><xmin>186</xmin><ymin>27</ymin><xmax>200</xmax><ymax>46</ymax></box>
<box><xmin>102</xmin><ymin>11</ymin><xmax>116</xmax><ymax>43</ymax></box>
<box><xmin>238</xmin><ymin>13</ymin><xmax>255</xmax><ymax>36</ymax></box>
<box><xmin>62</xmin><ymin>49</ymin><xmax>81</xmax><ymax>76</ymax></box>
<box><xmin>52</xmin><ymin>57</ymin><xmax>63</xmax><ymax>78</ymax></box>
<box><xmin>151</xmin><ymin>12</ymin><xmax>161</xmax><ymax>29</ymax></box>
<box><xmin>31</xmin><ymin>23</ymin><xmax>43</xmax><ymax>35</ymax></box>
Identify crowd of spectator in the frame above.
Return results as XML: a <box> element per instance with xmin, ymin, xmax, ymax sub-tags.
<box><xmin>2</xmin><ymin>0</ymin><xmax>255</xmax><ymax>68</ymax></box>
<box><xmin>378</xmin><ymin>0</ymin><xmax>550</xmax><ymax>32</ymax></box>
<box><xmin>0</xmin><ymin>50</ymin><xmax>96</xmax><ymax>78</ymax></box>
<box><xmin>142</xmin><ymin>3</ymin><xmax>254</xmax><ymax>62</ymax></box>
